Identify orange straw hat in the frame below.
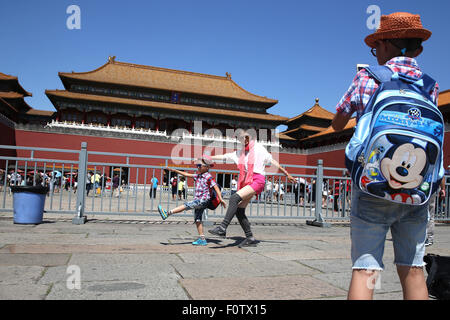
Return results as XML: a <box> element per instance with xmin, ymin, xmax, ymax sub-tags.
<box><xmin>365</xmin><ymin>12</ymin><xmax>432</xmax><ymax>48</ymax></box>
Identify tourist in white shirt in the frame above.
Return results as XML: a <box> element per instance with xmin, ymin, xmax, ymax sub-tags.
<box><xmin>208</xmin><ymin>130</ymin><xmax>295</xmax><ymax>247</ymax></box>
<box><xmin>279</xmin><ymin>180</ymin><xmax>285</xmax><ymax>202</ymax></box>
<box><xmin>230</xmin><ymin>175</ymin><xmax>238</xmax><ymax>195</ymax></box>
<box><xmin>265</xmin><ymin>179</ymin><xmax>273</xmax><ymax>202</ymax></box>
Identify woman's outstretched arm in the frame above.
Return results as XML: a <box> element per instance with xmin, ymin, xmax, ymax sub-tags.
<box><xmin>270</xmin><ymin>159</ymin><xmax>296</xmax><ymax>183</ymax></box>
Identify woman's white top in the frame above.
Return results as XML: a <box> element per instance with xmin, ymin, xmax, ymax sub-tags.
<box><xmin>222</xmin><ymin>142</ymin><xmax>273</xmax><ymax>176</ymax></box>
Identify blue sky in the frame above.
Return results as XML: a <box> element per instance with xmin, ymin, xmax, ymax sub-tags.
<box><xmin>1</xmin><ymin>0</ymin><xmax>449</xmax><ymax>131</ymax></box>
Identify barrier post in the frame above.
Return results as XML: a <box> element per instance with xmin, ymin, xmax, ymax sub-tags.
<box><xmin>73</xmin><ymin>142</ymin><xmax>88</xmax><ymax>224</ymax></box>
<box><xmin>306</xmin><ymin>159</ymin><xmax>330</xmax><ymax>227</ymax></box>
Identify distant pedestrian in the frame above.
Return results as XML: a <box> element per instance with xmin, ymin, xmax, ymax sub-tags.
<box><xmin>170</xmin><ymin>175</ymin><xmax>178</xmax><ymax>201</ymax></box>
<box><xmin>112</xmin><ymin>174</ymin><xmax>120</xmax><ymax>197</ymax></box>
<box><xmin>273</xmin><ymin>181</ymin><xmax>279</xmax><ymax>202</ymax></box>
<box><xmin>91</xmin><ymin>172</ymin><xmax>101</xmax><ymax>195</ymax></box>
<box><xmin>86</xmin><ymin>171</ymin><xmax>92</xmax><ymax>196</ymax></box>
<box><xmin>426</xmin><ymin>178</ymin><xmax>445</xmax><ymax>246</ymax></box>
<box><xmin>177</xmin><ymin>177</ymin><xmax>183</xmax><ymax>200</ymax></box>
<box><xmin>279</xmin><ymin>180</ymin><xmax>285</xmax><ymax>202</ymax></box>
<box><xmin>150</xmin><ymin>176</ymin><xmax>158</xmax><ymax>198</ymax></box>
<box><xmin>265</xmin><ymin>179</ymin><xmax>272</xmax><ymax>202</ymax></box>
<box><xmin>230</xmin><ymin>175</ymin><xmax>238</xmax><ymax>195</ymax></box>
<box><xmin>294</xmin><ymin>177</ymin><xmax>305</xmax><ymax>206</ymax></box>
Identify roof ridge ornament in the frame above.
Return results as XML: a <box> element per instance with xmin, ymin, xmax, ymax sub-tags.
<box><xmin>225</xmin><ymin>72</ymin><xmax>231</xmax><ymax>79</ymax></box>
<box><xmin>108</xmin><ymin>56</ymin><xmax>116</xmax><ymax>63</ymax></box>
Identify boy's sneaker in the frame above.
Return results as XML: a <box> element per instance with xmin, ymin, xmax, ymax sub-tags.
<box><xmin>238</xmin><ymin>237</ymin><xmax>258</xmax><ymax>248</ymax></box>
<box><xmin>192</xmin><ymin>238</ymin><xmax>207</xmax><ymax>246</ymax></box>
<box><xmin>158</xmin><ymin>205</ymin><xmax>168</xmax><ymax>220</ymax></box>
<box><xmin>208</xmin><ymin>225</ymin><xmax>226</xmax><ymax>238</ymax></box>
<box><xmin>425</xmin><ymin>238</ymin><xmax>434</xmax><ymax>247</ymax></box>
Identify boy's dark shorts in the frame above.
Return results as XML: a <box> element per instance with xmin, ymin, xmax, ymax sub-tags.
<box><xmin>184</xmin><ymin>199</ymin><xmax>210</xmax><ymax>222</ymax></box>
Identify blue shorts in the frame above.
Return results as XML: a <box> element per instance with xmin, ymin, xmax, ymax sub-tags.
<box><xmin>350</xmin><ymin>187</ymin><xmax>429</xmax><ymax>271</ymax></box>
<box><xmin>184</xmin><ymin>199</ymin><xmax>209</xmax><ymax>222</ymax></box>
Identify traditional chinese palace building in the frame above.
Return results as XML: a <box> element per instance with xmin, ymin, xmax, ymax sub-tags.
<box><xmin>1</xmin><ymin>58</ymin><xmax>450</xmax><ymax>183</ymax></box>
<box><xmin>46</xmin><ymin>56</ymin><xmax>286</xmax><ymax>138</ymax></box>
<box><xmin>278</xmin><ymin>98</ymin><xmax>334</xmax><ymax>148</ymax></box>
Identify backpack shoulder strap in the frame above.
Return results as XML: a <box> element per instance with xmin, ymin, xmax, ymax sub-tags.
<box><xmin>420</xmin><ymin>73</ymin><xmax>437</xmax><ymax>102</ymax></box>
<box><xmin>206</xmin><ymin>175</ymin><xmax>213</xmax><ymax>187</ymax></box>
<box><xmin>364</xmin><ymin>65</ymin><xmax>393</xmax><ymax>83</ymax></box>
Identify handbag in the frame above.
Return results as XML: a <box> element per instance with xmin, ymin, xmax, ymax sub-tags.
<box><xmin>424</xmin><ymin>253</ymin><xmax>450</xmax><ymax>300</ymax></box>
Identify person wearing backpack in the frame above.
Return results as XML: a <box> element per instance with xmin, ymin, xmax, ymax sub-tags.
<box><xmin>158</xmin><ymin>156</ymin><xmax>226</xmax><ymax>246</ymax></box>
<box><xmin>332</xmin><ymin>12</ymin><xmax>443</xmax><ymax>300</ymax></box>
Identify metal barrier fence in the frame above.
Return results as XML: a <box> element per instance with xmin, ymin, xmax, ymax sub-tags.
<box><xmin>1</xmin><ymin>143</ymin><xmax>449</xmax><ymax>225</ymax></box>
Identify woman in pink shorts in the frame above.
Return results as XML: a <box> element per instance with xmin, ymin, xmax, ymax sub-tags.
<box><xmin>208</xmin><ymin>130</ymin><xmax>295</xmax><ymax>247</ymax></box>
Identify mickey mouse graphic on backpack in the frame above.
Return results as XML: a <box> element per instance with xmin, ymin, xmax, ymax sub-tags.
<box><xmin>362</xmin><ymin>134</ymin><xmax>438</xmax><ymax>204</ymax></box>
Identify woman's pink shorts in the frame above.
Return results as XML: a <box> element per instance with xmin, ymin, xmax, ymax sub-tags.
<box><xmin>248</xmin><ymin>173</ymin><xmax>265</xmax><ymax>195</ymax></box>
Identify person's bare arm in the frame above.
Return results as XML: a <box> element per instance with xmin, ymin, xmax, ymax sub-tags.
<box><xmin>440</xmin><ymin>178</ymin><xmax>446</xmax><ymax>198</ymax></box>
<box><xmin>331</xmin><ymin>112</ymin><xmax>351</xmax><ymax>132</ymax></box>
<box><xmin>210</xmin><ymin>154</ymin><xmax>227</xmax><ymax>161</ymax></box>
<box><xmin>270</xmin><ymin>159</ymin><xmax>295</xmax><ymax>183</ymax></box>
<box><xmin>166</xmin><ymin>167</ymin><xmax>195</xmax><ymax>178</ymax></box>
<box><xmin>213</xmin><ymin>184</ymin><xmax>227</xmax><ymax>208</ymax></box>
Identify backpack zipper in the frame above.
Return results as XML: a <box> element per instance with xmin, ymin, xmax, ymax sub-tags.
<box><xmin>375</xmin><ymin>89</ymin><xmax>434</xmax><ymax>106</ymax></box>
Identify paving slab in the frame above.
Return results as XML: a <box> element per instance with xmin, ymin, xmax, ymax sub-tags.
<box><xmin>258</xmin><ymin>248</ymin><xmax>351</xmax><ymax>261</ymax></box>
<box><xmin>180</xmin><ymin>275</ymin><xmax>347</xmax><ymax>300</ymax></box>
<box><xmin>297</xmin><ymin>258</ymin><xmax>351</xmax><ymax>274</ymax></box>
<box><xmin>173</xmin><ymin>253</ymin><xmax>317</xmax><ymax>279</ymax></box>
<box><xmin>0</xmin><ymin>253</ymin><xmax>70</xmax><ymax>266</ymax></box>
<box><xmin>0</xmin><ymin>265</ymin><xmax>46</xmax><ymax>285</ymax></box>
<box><xmin>68</xmin><ymin>253</ymin><xmax>182</xmax><ymax>266</ymax></box>
<box><xmin>46</xmin><ymin>278</ymin><xmax>188</xmax><ymax>300</ymax></box>
<box><xmin>0</xmin><ymin>283</ymin><xmax>50</xmax><ymax>300</ymax></box>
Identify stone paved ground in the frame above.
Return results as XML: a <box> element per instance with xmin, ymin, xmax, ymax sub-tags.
<box><xmin>0</xmin><ymin>213</ymin><xmax>449</xmax><ymax>300</ymax></box>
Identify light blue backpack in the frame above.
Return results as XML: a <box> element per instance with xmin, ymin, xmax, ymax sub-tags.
<box><xmin>345</xmin><ymin>66</ymin><xmax>444</xmax><ymax>205</ymax></box>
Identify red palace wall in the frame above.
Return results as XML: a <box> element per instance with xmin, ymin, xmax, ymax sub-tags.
<box><xmin>0</xmin><ymin>121</ymin><xmax>16</xmax><ymax>167</ymax></box>
<box><xmin>14</xmin><ymin>130</ymin><xmax>311</xmax><ymax>183</ymax></box>
<box><xmin>444</xmin><ymin>130</ymin><xmax>450</xmax><ymax>166</ymax></box>
<box><xmin>13</xmin><ymin>128</ymin><xmax>450</xmax><ymax>183</ymax></box>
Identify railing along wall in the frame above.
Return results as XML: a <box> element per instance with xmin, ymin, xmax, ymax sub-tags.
<box><xmin>0</xmin><ymin>143</ymin><xmax>449</xmax><ymax>225</ymax></box>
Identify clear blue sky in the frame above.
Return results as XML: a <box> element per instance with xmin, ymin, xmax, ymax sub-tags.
<box><xmin>1</xmin><ymin>0</ymin><xmax>449</xmax><ymax>131</ymax></box>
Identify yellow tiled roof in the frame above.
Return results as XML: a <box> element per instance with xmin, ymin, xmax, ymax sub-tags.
<box><xmin>59</xmin><ymin>57</ymin><xmax>278</xmax><ymax>105</ymax></box>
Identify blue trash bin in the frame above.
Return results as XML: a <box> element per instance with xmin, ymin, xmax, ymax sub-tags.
<box><xmin>11</xmin><ymin>185</ymin><xmax>49</xmax><ymax>224</ymax></box>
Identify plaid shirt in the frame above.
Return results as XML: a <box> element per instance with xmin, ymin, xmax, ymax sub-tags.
<box><xmin>336</xmin><ymin>57</ymin><xmax>439</xmax><ymax>121</ymax></box>
<box><xmin>194</xmin><ymin>172</ymin><xmax>217</xmax><ymax>201</ymax></box>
